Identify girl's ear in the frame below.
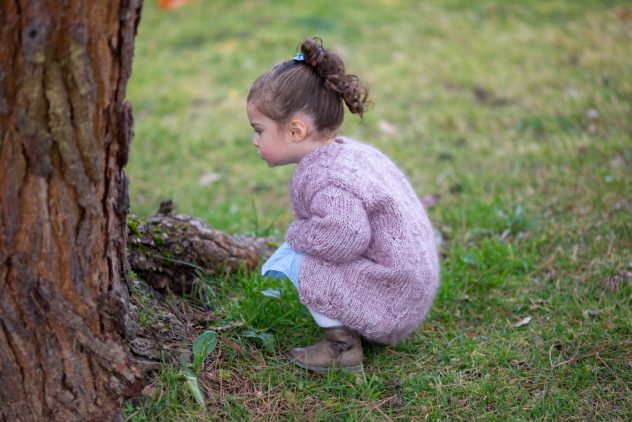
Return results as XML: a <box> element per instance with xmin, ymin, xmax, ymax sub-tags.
<box><xmin>288</xmin><ymin>118</ymin><xmax>308</xmax><ymax>142</ymax></box>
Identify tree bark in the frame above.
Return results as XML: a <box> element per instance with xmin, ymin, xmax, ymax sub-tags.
<box><xmin>0</xmin><ymin>1</ymin><xmax>143</xmax><ymax>420</ymax></box>
<box><xmin>128</xmin><ymin>209</ymin><xmax>275</xmax><ymax>293</ymax></box>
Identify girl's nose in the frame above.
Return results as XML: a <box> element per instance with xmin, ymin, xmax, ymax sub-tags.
<box><xmin>251</xmin><ymin>138</ymin><xmax>259</xmax><ymax>148</ymax></box>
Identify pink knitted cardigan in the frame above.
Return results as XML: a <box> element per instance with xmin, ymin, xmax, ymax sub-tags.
<box><xmin>286</xmin><ymin>137</ymin><xmax>440</xmax><ymax>344</ymax></box>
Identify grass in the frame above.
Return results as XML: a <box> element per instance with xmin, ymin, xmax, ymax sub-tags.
<box><xmin>125</xmin><ymin>0</ymin><xmax>631</xmax><ymax>420</ymax></box>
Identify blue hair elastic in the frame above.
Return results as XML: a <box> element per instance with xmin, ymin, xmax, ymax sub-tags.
<box><xmin>293</xmin><ymin>52</ymin><xmax>305</xmax><ymax>62</ymax></box>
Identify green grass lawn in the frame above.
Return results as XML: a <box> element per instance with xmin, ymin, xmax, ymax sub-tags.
<box><xmin>125</xmin><ymin>0</ymin><xmax>631</xmax><ymax>420</ymax></box>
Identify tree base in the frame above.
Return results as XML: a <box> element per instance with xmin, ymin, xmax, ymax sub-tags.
<box><xmin>127</xmin><ymin>204</ymin><xmax>276</xmax><ymax>294</ymax></box>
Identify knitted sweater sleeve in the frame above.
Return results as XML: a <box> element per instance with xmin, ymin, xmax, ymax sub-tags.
<box><xmin>286</xmin><ymin>185</ymin><xmax>371</xmax><ymax>263</ymax></box>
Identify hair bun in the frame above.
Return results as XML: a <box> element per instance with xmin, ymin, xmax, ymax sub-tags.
<box><xmin>300</xmin><ymin>37</ymin><xmax>326</xmax><ymax>69</ymax></box>
<box><xmin>298</xmin><ymin>37</ymin><xmax>369</xmax><ymax>116</ymax></box>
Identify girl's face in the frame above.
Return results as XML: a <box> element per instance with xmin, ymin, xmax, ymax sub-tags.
<box><xmin>247</xmin><ymin>101</ymin><xmax>303</xmax><ymax>167</ymax></box>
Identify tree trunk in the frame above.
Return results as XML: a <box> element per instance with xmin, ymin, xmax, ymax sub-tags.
<box><xmin>0</xmin><ymin>1</ymin><xmax>143</xmax><ymax>420</ymax></box>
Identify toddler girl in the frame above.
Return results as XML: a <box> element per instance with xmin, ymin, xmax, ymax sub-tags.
<box><xmin>247</xmin><ymin>38</ymin><xmax>440</xmax><ymax>372</ymax></box>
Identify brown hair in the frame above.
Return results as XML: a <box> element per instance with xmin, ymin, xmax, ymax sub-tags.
<box><xmin>247</xmin><ymin>38</ymin><xmax>369</xmax><ymax>134</ymax></box>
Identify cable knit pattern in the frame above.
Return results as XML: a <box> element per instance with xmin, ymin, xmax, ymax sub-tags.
<box><xmin>286</xmin><ymin>137</ymin><xmax>440</xmax><ymax>344</ymax></box>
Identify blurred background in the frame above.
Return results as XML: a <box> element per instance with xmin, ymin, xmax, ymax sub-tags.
<box><xmin>128</xmin><ymin>0</ymin><xmax>630</xmax><ymax>240</ymax></box>
<box><xmin>125</xmin><ymin>1</ymin><xmax>631</xmax><ymax>418</ymax></box>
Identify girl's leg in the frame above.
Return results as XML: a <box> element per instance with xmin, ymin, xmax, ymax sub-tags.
<box><xmin>307</xmin><ymin>307</ymin><xmax>343</xmax><ymax>328</ymax></box>
<box><xmin>284</xmin><ymin>268</ymin><xmax>342</xmax><ymax>327</ymax></box>
<box><xmin>288</xmin><ymin>276</ymin><xmax>343</xmax><ymax>327</ymax></box>
<box><xmin>260</xmin><ymin>242</ymin><xmax>345</xmax><ymax>334</ymax></box>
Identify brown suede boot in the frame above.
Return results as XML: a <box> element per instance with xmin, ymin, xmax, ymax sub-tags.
<box><xmin>286</xmin><ymin>326</ymin><xmax>363</xmax><ymax>373</ymax></box>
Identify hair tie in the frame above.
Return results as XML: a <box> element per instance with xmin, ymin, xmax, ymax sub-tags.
<box><xmin>293</xmin><ymin>52</ymin><xmax>305</xmax><ymax>62</ymax></box>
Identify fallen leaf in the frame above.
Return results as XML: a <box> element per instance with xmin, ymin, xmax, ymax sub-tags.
<box><xmin>384</xmin><ymin>379</ymin><xmax>402</xmax><ymax>389</ymax></box>
<box><xmin>261</xmin><ymin>288</ymin><xmax>281</xmax><ymax>299</ymax></box>
<box><xmin>586</xmin><ymin>108</ymin><xmax>599</xmax><ymax>120</ymax></box>
<box><xmin>612</xmin><ymin>201</ymin><xmax>631</xmax><ymax>213</ymax></box>
<box><xmin>617</xmin><ymin>8</ymin><xmax>631</xmax><ymax>22</ymax></box>
<box><xmin>421</xmin><ymin>194</ymin><xmax>441</xmax><ymax>209</ymax></box>
<box><xmin>604</xmin><ymin>271</ymin><xmax>632</xmax><ymax>292</ymax></box>
<box><xmin>565</xmin><ymin>87</ymin><xmax>580</xmax><ymax>98</ymax></box>
<box><xmin>141</xmin><ymin>385</ymin><xmax>157</xmax><ymax>396</ymax></box>
<box><xmin>610</xmin><ymin>155</ymin><xmax>625</xmax><ymax>168</ymax></box>
<box><xmin>514</xmin><ymin>316</ymin><xmax>532</xmax><ymax>327</ymax></box>
<box><xmin>159</xmin><ymin>0</ymin><xmax>190</xmax><ymax>10</ymax></box>
<box><xmin>511</xmin><ymin>360</ymin><xmax>530</xmax><ymax>370</ymax></box>
<box><xmin>199</xmin><ymin>172</ymin><xmax>223</xmax><ymax>186</ymax></box>
<box><xmin>499</xmin><ymin>228</ymin><xmax>511</xmax><ymax>242</ymax></box>
<box><xmin>378</xmin><ymin>119</ymin><xmax>399</xmax><ymax>136</ymax></box>
<box><xmin>381</xmin><ymin>395</ymin><xmax>405</xmax><ymax>409</ymax></box>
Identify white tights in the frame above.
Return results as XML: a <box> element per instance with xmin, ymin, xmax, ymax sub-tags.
<box><xmin>306</xmin><ymin>307</ymin><xmax>343</xmax><ymax>328</ymax></box>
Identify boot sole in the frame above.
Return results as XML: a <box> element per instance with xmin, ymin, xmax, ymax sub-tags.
<box><xmin>289</xmin><ymin>357</ymin><xmax>364</xmax><ymax>373</ymax></box>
